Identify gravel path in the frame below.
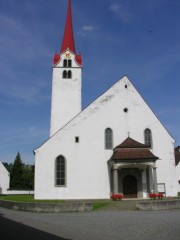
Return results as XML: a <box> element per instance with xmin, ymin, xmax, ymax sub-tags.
<box><xmin>1</xmin><ymin>207</ymin><xmax>180</xmax><ymax>240</ymax></box>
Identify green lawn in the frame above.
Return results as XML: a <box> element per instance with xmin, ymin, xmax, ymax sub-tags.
<box><xmin>2</xmin><ymin>195</ymin><xmax>179</xmax><ymax>211</ymax></box>
<box><xmin>92</xmin><ymin>201</ymin><xmax>112</xmax><ymax>210</ymax></box>
<box><xmin>0</xmin><ymin>195</ymin><xmax>64</xmax><ymax>203</ymax></box>
<box><xmin>0</xmin><ymin>195</ymin><xmax>113</xmax><ymax>210</ymax></box>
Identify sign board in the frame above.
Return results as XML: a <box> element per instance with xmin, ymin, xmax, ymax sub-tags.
<box><xmin>157</xmin><ymin>183</ymin><xmax>166</xmax><ymax>194</ymax></box>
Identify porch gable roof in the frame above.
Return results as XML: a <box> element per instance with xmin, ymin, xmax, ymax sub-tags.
<box><xmin>111</xmin><ymin>137</ymin><xmax>159</xmax><ymax>163</ymax></box>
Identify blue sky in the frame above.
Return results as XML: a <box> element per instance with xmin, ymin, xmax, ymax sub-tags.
<box><xmin>0</xmin><ymin>0</ymin><xmax>180</xmax><ymax>164</ymax></box>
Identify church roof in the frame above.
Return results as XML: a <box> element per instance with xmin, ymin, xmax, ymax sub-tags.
<box><xmin>60</xmin><ymin>0</ymin><xmax>76</xmax><ymax>54</ymax></box>
<box><xmin>115</xmin><ymin>137</ymin><xmax>149</xmax><ymax>149</ymax></box>
<box><xmin>111</xmin><ymin>137</ymin><xmax>159</xmax><ymax>162</ymax></box>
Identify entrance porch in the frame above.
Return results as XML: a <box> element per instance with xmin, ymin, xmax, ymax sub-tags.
<box><xmin>108</xmin><ymin>137</ymin><xmax>159</xmax><ymax>199</ymax></box>
<box><xmin>112</xmin><ymin>163</ymin><xmax>158</xmax><ymax>198</ymax></box>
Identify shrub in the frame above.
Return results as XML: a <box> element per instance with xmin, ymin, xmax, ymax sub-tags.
<box><xmin>111</xmin><ymin>193</ymin><xmax>124</xmax><ymax>201</ymax></box>
<box><xmin>149</xmin><ymin>193</ymin><xmax>164</xmax><ymax>200</ymax></box>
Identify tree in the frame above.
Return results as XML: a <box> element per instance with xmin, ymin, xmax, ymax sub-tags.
<box><xmin>22</xmin><ymin>165</ymin><xmax>34</xmax><ymax>190</ymax></box>
<box><xmin>2</xmin><ymin>162</ymin><xmax>13</xmax><ymax>173</ymax></box>
<box><xmin>10</xmin><ymin>152</ymin><xmax>24</xmax><ymax>189</ymax></box>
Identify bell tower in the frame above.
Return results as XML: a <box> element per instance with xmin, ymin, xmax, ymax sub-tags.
<box><xmin>50</xmin><ymin>0</ymin><xmax>82</xmax><ymax>136</ymax></box>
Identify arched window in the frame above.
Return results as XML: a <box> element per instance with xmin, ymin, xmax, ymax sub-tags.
<box><xmin>63</xmin><ymin>59</ymin><xmax>67</xmax><ymax>67</ymax></box>
<box><xmin>63</xmin><ymin>70</ymin><xmax>67</xmax><ymax>79</ymax></box>
<box><xmin>68</xmin><ymin>59</ymin><xmax>72</xmax><ymax>67</ymax></box>
<box><xmin>68</xmin><ymin>70</ymin><xmax>72</xmax><ymax>78</ymax></box>
<box><xmin>105</xmin><ymin>128</ymin><xmax>113</xmax><ymax>149</ymax></box>
<box><xmin>62</xmin><ymin>70</ymin><xmax>72</xmax><ymax>79</ymax></box>
<box><xmin>144</xmin><ymin>128</ymin><xmax>153</xmax><ymax>148</ymax></box>
<box><xmin>55</xmin><ymin>156</ymin><xmax>66</xmax><ymax>186</ymax></box>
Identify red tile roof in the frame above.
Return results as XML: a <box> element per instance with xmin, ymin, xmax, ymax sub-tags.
<box><xmin>111</xmin><ymin>137</ymin><xmax>158</xmax><ymax>162</ymax></box>
<box><xmin>115</xmin><ymin>137</ymin><xmax>148</xmax><ymax>149</ymax></box>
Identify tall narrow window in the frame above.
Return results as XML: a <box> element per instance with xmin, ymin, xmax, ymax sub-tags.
<box><xmin>63</xmin><ymin>70</ymin><xmax>67</xmax><ymax>79</ymax></box>
<box><xmin>55</xmin><ymin>156</ymin><xmax>66</xmax><ymax>186</ymax></box>
<box><xmin>68</xmin><ymin>70</ymin><xmax>72</xmax><ymax>78</ymax></box>
<box><xmin>63</xmin><ymin>59</ymin><xmax>67</xmax><ymax>67</ymax></box>
<box><xmin>144</xmin><ymin>128</ymin><xmax>153</xmax><ymax>148</ymax></box>
<box><xmin>68</xmin><ymin>59</ymin><xmax>72</xmax><ymax>67</ymax></box>
<box><xmin>105</xmin><ymin>128</ymin><xmax>113</xmax><ymax>149</ymax></box>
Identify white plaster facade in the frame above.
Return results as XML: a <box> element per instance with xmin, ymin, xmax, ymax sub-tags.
<box><xmin>34</xmin><ymin>76</ymin><xmax>178</xmax><ymax>199</ymax></box>
<box><xmin>176</xmin><ymin>165</ymin><xmax>180</xmax><ymax>192</ymax></box>
<box><xmin>50</xmin><ymin>50</ymin><xmax>82</xmax><ymax>136</ymax></box>
<box><xmin>175</xmin><ymin>159</ymin><xmax>180</xmax><ymax>192</ymax></box>
<box><xmin>0</xmin><ymin>161</ymin><xmax>10</xmax><ymax>195</ymax></box>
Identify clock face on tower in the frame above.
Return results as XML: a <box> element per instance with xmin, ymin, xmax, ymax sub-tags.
<box><xmin>65</xmin><ymin>52</ymin><xmax>71</xmax><ymax>59</ymax></box>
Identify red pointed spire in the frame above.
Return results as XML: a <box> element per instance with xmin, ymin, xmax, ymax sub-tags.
<box><xmin>53</xmin><ymin>0</ymin><xmax>82</xmax><ymax>66</ymax></box>
<box><xmin>60</xmin><ymin>0</ymin><xmax>76</xmax><ymax>54</ymax></box>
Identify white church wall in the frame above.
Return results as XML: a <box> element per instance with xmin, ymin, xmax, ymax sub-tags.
<box><xmin>35</xmin><ymin>76</ymin><xmax>177</xmax><ymax>199</ymax></box>
<box><xmin>0</xmin><ymin>162</ymin><xmax>10</xmax><ymax>195</ymax></box>
<box><xmin>155</xmin><ymin>141</ymin><xmax>177</xmax><ymax>197</ymax></box>
<box><xmin>50</xmin><ymin>50</ymin><xmax>82</xmax><ymax>136</ymax></box>
<box><xmin>176</xmin><ymin>163</ymin><xmax>180</xmax><ymax>192</ymax></box>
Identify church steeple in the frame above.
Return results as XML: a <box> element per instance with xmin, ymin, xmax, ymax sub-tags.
<box><xmin>50</xmin><ymin>0</ymin><xmax>82</xmax><ymax>136</ymax></box>
<box><xmin>61</xmin><ymin>0</ymin><xmax>75</xmax><ymax>54</ymax></box>
<box><xmin>53</xmin><ymin>0</ymin><xmax>82</xmax><ymax>66</ymax></box>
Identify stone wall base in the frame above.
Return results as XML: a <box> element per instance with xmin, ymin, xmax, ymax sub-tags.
<box><xmin>0</xmin><ymin>200</ymin><xmax>92</xmax><ymax>213</ymax></box>
<box><xmin>136</xmin><ymin>200</ymin><xmax>180</xmax><ymax>210</ymax></box>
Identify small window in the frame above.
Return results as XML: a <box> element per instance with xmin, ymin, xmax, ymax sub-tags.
<box><xmin>63</xmin><ymin>70</ymin><xmax>72</xmax><ymax>79</ymax></box>
<box><xmin>68</xmin><ymin>60</ymin><xmax>72</xmax><ymax>67</ymax></box>
<box><xmin>55</xmin><ymin>156</ymin><xmax>66</xmax><ymax>186</ymax></box>
<box><xmin>63</xmin><ymin>70</ymin><xmax>67</xmax><ymax>79</ymax></box>
<box><xmin>75</xmin><ymin>137</ymin><xmax>79</xmax><ymax>143</ymax></box>
<box><xmin>63</xmin><ymin>59</ymin><xmax>67</xmax><ymax>67</ymax></box>
<box><xmin>105</xmin><ymin>128</ymin><xmax>113</xmax><ymax>149</ymax></box>
<box><xmin>68</xmin><ymin>70</ymin><xmax>72</xmax><ymax>78</ymax></box>
<box><xmin>144</xmin><ymin>128</ymin><xmax>153</xmax><ymax>148</ymax></box>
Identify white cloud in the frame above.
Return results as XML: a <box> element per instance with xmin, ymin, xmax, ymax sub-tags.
<box><xmin>82</xmin><ymin>25</ymin><xmax>94</xmax><ymax>31</ymax></box>
<box><xmin>109</xmin><ymin>3</ymin><xmax>133</xmax><ymax>22</ymax></box>
<box><xmin>77</xmin><ymin>25</ymin><xmax>95</xmax><ymax>37</ymax></box>
<box><xmin>110</xmin><ymin>4</ymin><xmax>120</xmax><ymax>13</ymax></box>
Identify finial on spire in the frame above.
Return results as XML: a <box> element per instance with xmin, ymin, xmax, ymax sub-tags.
<box><xmin>60</xmin><ymin>0</ymin><xmax>76</xmax><ymax>54</ymax></box>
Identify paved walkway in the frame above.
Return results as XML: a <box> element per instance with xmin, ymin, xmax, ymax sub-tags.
<box><xmin>1</xmin><ymin>207</ymin><xmax>180</xmax><ymax>240</ymax></box>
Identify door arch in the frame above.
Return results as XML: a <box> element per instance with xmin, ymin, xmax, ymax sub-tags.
<box><xmin>123</xmin><ymin>175</ymin><xmax>137</xmax><ymax>198</ymax></box>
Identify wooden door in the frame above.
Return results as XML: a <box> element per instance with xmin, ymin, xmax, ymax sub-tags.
<box><xmin>123</xmin><ymin>175</ymin><xmax>137</xmax><ymax>198</ymax></box>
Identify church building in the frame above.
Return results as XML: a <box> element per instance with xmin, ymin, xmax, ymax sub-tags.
<box><xmin>34</xmin><ymin>0</ymin><xmax>178</xmax><ymax>199</ymax></box>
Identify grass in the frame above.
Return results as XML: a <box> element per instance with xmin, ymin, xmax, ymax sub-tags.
<box><xmin>0</xmin><ymin>195</ymin><xmax>113</xmax><ymax>210</ymax></box>
<box><xmin>93</xmin><ymin>201</ymin><xmax>112</xmax><ymax>210</ymax></box>
<box><xmin>2</xmin><ymin>195</ymin><xmax>179</xmax><ymax>211</ymax></box>
<box><xmin>0</xmin><ymin>195</ymin><xmax>65</xmax><ymax>203</ymax></box>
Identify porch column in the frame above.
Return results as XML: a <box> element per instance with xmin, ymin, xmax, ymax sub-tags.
<box><xmin>153</xmin><ymin>163</ymin><xmax>158</xmax><ymax>194</ymax></box>
<box><xmin>113</xmin><ymin>166</ymin><xmax>118</xmax><ymax>194</ymax></box>
<box><xmin>142</xmin><ymin>168</ymin><xmax>147</xmax><ymax>198</ymax></box>
<box><xmin>148</xmin><ymin>165</ymin><xmax>153</xmax><ymax>193</ymax></box>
